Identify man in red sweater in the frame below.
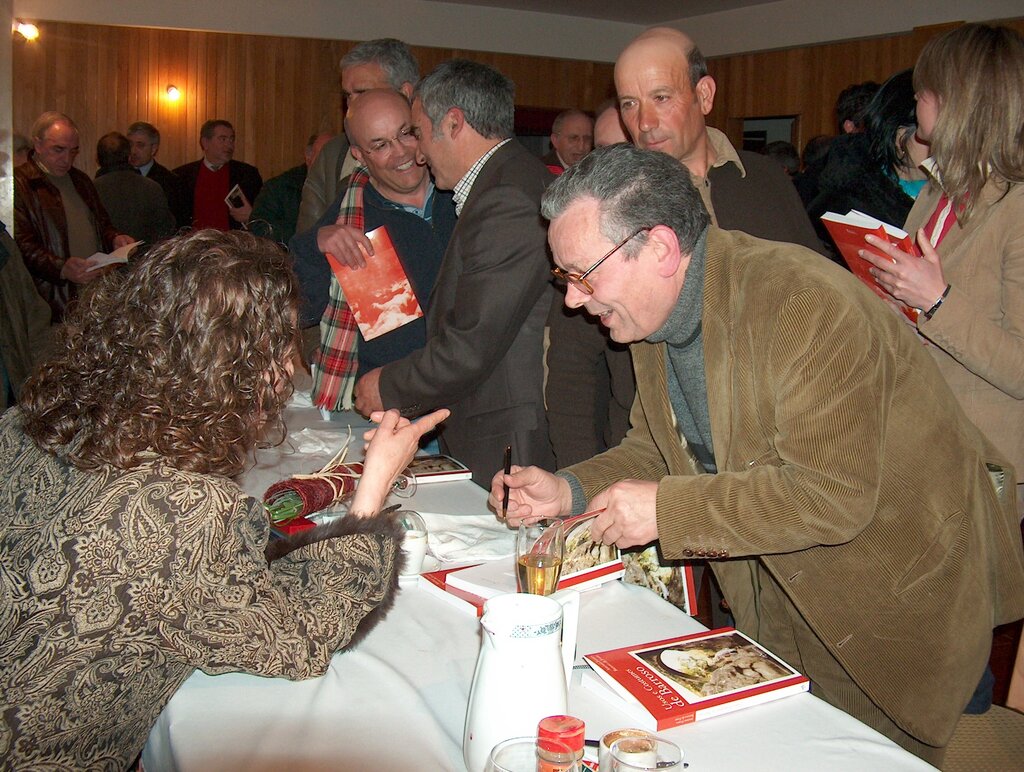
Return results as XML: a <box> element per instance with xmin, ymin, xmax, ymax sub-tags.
<box><xmin>173</xmin><ymin>120</ymin><xmax>262</xmax><ymax>231</ymax></box>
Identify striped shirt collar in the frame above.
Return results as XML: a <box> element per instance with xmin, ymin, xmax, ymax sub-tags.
<box><xmin>453</xmin><ymin>138</ymin><xmax>511</xmax><ymax>216</ymax></box>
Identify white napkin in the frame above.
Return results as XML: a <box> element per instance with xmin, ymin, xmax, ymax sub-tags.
<box><xmin>288</xmin><ymin>389</ymin><xmax>313</xmax><ymax>409</ymax></box>
<box><xmin>420</xmin><ymin>512</ymin><xmax>515</xmax><ymax>562</ymax></box>
<box><xmin>289</xmin><ymin>428</ymin><xmax>353</xmax><ymax>456</ymax></box>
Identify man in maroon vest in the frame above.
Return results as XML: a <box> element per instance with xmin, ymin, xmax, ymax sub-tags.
<box><xmin>174</xmin><ymin>120</ymin><xmax>262</xmax><ymax>231</ymax></box>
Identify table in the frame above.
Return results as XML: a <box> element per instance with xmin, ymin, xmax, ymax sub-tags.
<box><xmin>142</xmin><ymin>403</ymin><xmax>937</xmax><ymax>771</ymax></box>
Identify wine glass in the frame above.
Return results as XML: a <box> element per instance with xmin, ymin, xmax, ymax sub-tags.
<box><xmin>515</xmin><ymin>520</ymin><xmax>564</xmax><ymax>596</ymax></box>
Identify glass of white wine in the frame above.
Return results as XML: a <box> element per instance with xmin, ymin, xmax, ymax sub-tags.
<box><xmin>515</xmin><ymin>520</ymin><xmax>564</xmax><ymax>596</ymax></box>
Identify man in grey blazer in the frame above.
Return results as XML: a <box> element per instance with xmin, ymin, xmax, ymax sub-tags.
<box><xmin>354</xmin><ymin>59</ymin><xmax>555</xmax><ymax>485</ymax></box>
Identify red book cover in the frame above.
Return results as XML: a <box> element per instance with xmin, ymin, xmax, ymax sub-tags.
<box><xmin>418</xmin><ymin>565</ymin><xmax>487</xmax><ymax>617</ymax></box>
<box><xmin>325</xmin><ymin>225</ymin><xmax>423</xmax><ymax>340</ymax></box>
<box><xmin>583</xmin><ymin>627</ymin><xmax>809</xmax><ymax>730</ymax></box>
<box><xmin>820</xmin><ymin>210</ymin><xmax>921</xmax><ymax>323</ymax></box>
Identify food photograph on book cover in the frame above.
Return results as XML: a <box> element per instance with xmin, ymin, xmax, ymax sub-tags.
<box><xmin>621</xmin><ymin>545</ymin><xmax>689</xmax><ymax>606</ymax></box>
<box><xmin>405</xmin><ymin>455</ymin><xmax>466</xmax><ymax>476</ymax></box>
<box><xmin>632</xmin><ymin>631</ymin><xmax>795</xmax><ymax>700</ymax></box>
<box><xmin>562</xmin><ymin>517</ymin><xmax>618</xmax><ymax>575</ymax></box>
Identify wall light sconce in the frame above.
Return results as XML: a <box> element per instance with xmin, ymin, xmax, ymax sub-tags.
<box><xmin>165</xmin><ymin>85</ymin><xmax>181</xmax><ymax>101</ymax></box>
<box><xmin>14</xmin><ymin>21</ymin><xmax>40</xmax><ymax>40</ymax></box>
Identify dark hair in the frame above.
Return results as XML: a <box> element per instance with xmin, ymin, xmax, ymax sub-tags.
<box><xmin>801</xmin><ymin>135</ymin><xmax>832</xmax><ymax>168</ymax></box>
<box><xmin>863</xmin><ymin>68</ymin><xmax>917</xmax><ymax>176</ymax></box>
<box><xmin>552</xmin><ymin>109</ymin><xmax>592</xmax><ymax>134</ymax></box>
<box><xmin>96</xmin><ymin>132</ymin><xmax>131</xmax><ymax>168</ymax></box>
<box><xmin>835</xmin><ymin>81</ymin><xmax>880</xmax><ymax>132</ymax></box>
<box><xmin>20</xmin><ymin>230</ymin><xmax>299</xmax><ymax>477</ymax></box>
<box><xmin>341</xmin><ymin>38</ymin><xmax>420</xmax><ymax>90</ymax></box>
<box><xmin>687</xmin><ymin>45</ymin><xmax>709</xmax><ymax>88</ymax></box>
<box><xmin>541</xmin><ymin>143</ymin><xmax>710</xmax><ymax>257</ymax></box>
<box><xmin>200</xmin><ymin>119</ymin><xmax>233</xmax><ymax>141</ymax></box>
<box><xmin>127</xmin><ymin>121</ymin><xmax>160</xmax><ymax>144</ymax></box>
<box><xmin>762</xmin><ymin>141</ymin><xmax>800</xmax><ymax>175</ymax></box>
<box><xmin>415</xmin><ymin>59</ymin><xmax>515</xmax><ymax>140</ymax></box>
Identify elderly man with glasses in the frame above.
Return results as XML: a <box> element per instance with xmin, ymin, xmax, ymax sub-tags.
<box><xmin>491</xmin><ymin>143</ymin><xmax>1024</xmax><ymax>767</ymax></box>
<box><xmin>289</xmin><ymin>88</ymin><xmax>456</xmax><ymax>411</ymax></box>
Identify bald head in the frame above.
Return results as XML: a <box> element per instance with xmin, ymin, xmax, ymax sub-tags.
<box><xmin>345</xmin><ymin>88</ymin><xmax>427</xmax><ymax>205</ymax></box>
<box><xmin>345</xmin><ymin>89</ymin><xmax>411</xmax><ymax>148</ymax></box>
<box><xmin>594</xmin><ymin>104</ymin><xmax>629</xmax><ymax>147</ymax></box>
<box><xmin>614</xmin><ymin>26</ymin><xmax>716</xmax><ymax>175</ymax></box>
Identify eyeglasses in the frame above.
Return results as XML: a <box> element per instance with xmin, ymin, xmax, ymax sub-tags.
<box><xmin>362</xmin><ymin>126</ymin><xmax>418</xmax><ymax>157</ymax></box>
<box><xmin>551</xmin><ymin>228</ymin><xmax>649</xmax><ymax>295</ymax></box>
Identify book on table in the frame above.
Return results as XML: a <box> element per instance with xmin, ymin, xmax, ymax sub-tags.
<box><xmin>404</xmin><ymin>454</ymin><xmax>472</xmax><ymax>483</ymax></box>
<box><xmin>444</xmin><ymin>510</ymin><xmax>625</xmax><ymax>599</ymax></box>
<box><xmin>325</xmin><ymin>225</ymin><xmax>423</xmax><ymax>340</ymax></box>
<box><xmin>418</xmin><ymin>565</ymin><xmax>486</xmax><ymax>617</ymax></box>
<box><xmin>582</xmin><ymin>627</ymin><xmax>809</xmax><ymax>730</ymax></box>
<box><xmin>819</xmin><ymin>209</ymin><xmax>921</xmax><ymax>322</ymax></box>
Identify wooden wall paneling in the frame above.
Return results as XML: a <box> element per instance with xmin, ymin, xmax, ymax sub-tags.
<box><xmin>15</xmin><ymin>18</ymin><xmax>1021</xmax><ymax>180</ymax></box>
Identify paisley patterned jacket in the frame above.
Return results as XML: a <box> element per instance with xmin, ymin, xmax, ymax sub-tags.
<box><xmin>0</xmin><ymin>408</ymin><xmax>402</xmax><ymax>770</ymax></box>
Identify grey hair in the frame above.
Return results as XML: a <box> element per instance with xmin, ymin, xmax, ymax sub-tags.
<box><xmin>127</xmin><ymin>121</ymin><xmax>160</xmax><ymax>144</ymax></box>
<box><xmin>541</xmin><ymin>143</ymin><xmax>710</xmax><ymax>257</ymax></box>
<box><xmin>341</xmin><ymin>38</ymin><xmax>420</xmax><ymax>91</ymax></box>
<box><xmin>31</xmin><ymin>111</ymin><xmax>77</xmax><ymax>141</ymax></box>
<box><xmin>414</xmin><ymin>59</ymin><xmax>514</xmax><ymax>140</ymax></box>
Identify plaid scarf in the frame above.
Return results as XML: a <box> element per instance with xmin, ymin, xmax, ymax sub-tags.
<box><xmin>310</xmin><ymin>167</ymin><xmax>371</xmax><ymax>411</ymax></box>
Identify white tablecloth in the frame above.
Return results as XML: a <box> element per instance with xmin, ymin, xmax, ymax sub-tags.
<box><xmin>142</xmin><ymin>404</ymin><xmax>937</xmax><ymax>772</ymax></box>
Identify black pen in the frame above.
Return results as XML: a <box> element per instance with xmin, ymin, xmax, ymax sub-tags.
<box><xmin>501</xmin><ymin>444</ymin><xmax>512</xmax><ymax>519</ymax></box>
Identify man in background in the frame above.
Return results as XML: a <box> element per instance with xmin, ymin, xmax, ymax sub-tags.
<box><xmin>353</xmin><ymin>60</ymin><xmax>555</xmax><ymax>484</ymax></box>
<box><xmin>592</xmin><ymin>100</ymin><xmax>630</xmax><ymax>148</ymax></box>
<box><xmin>127</xmin><ymin>121</ymin><xmax>187</xmax><ymax>228</ymax></box>
<box><xmin>543</xmin><ymin>108</ymin><xmax>594</xmax><ymax>171</ymax></box>
<box><xmin>14</xmin><ymin>111</ymin><xmax>132</xmax><ymax>321</ymax></box>
<box><xmin>545</xmin><ymin>97</ymin><xmax>633</xmax><ymax>468</ymax></box>
<box><xmin>0</xmin><ymin>221</ymin><xmax>52</xmax><ymax>411</ymax></box>
<box><xmin>251</xmin><ymin>132</ymin><xmax>333</xmax><ymax>245</ymax></box>
<box><xmin>94</xmin><ymin>132</ymin><xmax>175</xmax><ymax>244</ymax></box>
<box><xmin>174</xmin><ymin>120</ymin><xmax>262</xmax><ymax>231</ymax></box>
<box><xmin>835</xmin><ymin>80</ymin><xmax>879</xmax><ymax>134</ymax></box>
<box><xmin>297</xmin><ymin>39</ymin><xmax>420</xmax><ymax>234</ymax></box>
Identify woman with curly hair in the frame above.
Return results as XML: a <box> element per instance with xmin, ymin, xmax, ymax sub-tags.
<box><xmin>0</xmin><ymin>230</ymin><xmax>447</xmax><ymax>769</ymax></box>
<box><xmin>864</xmin><ymin>23</ymin><xmax>1024</xmax><ymax>518</ymax></box>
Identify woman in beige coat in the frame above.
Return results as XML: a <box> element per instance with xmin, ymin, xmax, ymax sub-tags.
<box><xmin>863</xmin><ymin>22</ymin><xmax>1024</xmax><ymax>711</ymax></box>
<box><xmin>865</xmin><ymin>23</ymin><xmax>1023</xmax><ymax>511</ymax></box>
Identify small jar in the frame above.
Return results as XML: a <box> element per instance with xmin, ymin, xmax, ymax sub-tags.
<box><xmin>537</xmin><ymin>714</ymin><xmax>585</xmax><ymax>771</ymax></box>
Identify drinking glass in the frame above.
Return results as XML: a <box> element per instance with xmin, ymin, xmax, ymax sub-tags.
<box><xmin>395</xmin><ymin>510</ymin><xmax>427</xmax><ymax>575</ymax></box>
<box><xmin>486</xmin><ymin>736</ymin><xmax>579</xmax><ymax>772</ymax></box>
<box><xmin>608</xmin><ymin>736</ymin><xmax>683</xmax><ymax>771</ymax></box>
<box><xmin>515</xmin><ymin>520</ymin><xmax>565</xmax><ymax>596</ymax></box>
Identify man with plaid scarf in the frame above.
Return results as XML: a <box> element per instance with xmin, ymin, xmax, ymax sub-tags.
<box><xmin>290</xmin><ymin>89</ymin><xmax>456</xmax><ymax>412</ymax></box>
